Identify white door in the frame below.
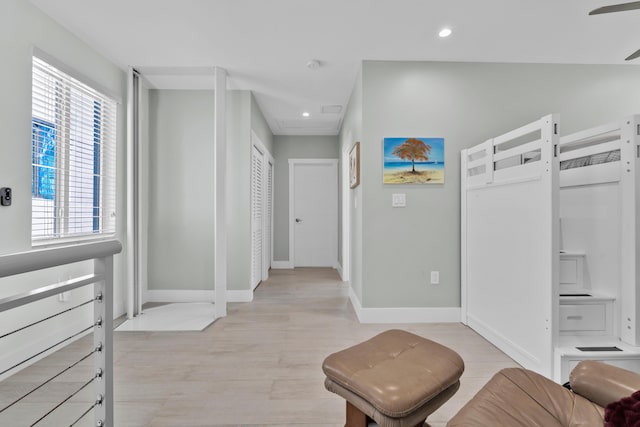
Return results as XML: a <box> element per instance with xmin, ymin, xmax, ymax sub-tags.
<box><xmin>292</xmin><ymin>161</ymin><xmax>338</xmax><ymax>267</ymax></box>
<box><xmin>251</xmin><ymin>145</ymin><xmax>264</xmax><ymax>289</ymax></box>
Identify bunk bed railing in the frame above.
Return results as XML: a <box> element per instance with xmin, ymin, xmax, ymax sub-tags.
<box><xmin>462</xmin><ymin>115</ymin><xmax>556</xmax><ymax>190</ymax></box>
<box><xmin>558</xmin><ymin>118</ymin><xmax>631</xmax><ymax>187</ymax></box>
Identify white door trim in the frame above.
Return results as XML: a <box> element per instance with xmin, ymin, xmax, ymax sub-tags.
<box><xmin>341</xmin><ymin>146</ymin><xmax>351</xmax><ymax>282</ymax></box>
<box><xmin>126</xmin><ymin>67</ymin><xmax>144</xmax><ymax>319</ymax></box>
<box><xmin>265</xmin><ymin>158</ymin><xmax>274</xmax><ymax>279</ymax></box>
<box><xmin>288</xmin><ymin>158</ymin><xmax>339</xmax><ymax>268</ymax></box>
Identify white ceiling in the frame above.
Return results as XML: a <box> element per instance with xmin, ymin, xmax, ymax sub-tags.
<box><xmin>30</xmin><ymin>0</ymin><xmax>640</xmax><ymax>136</ymax></box>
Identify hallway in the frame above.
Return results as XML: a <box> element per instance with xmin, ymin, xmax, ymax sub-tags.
<box><xmin>0</xmin><ymin>268</ymin><xmax>518</xmax><ymax>426</ymax></box>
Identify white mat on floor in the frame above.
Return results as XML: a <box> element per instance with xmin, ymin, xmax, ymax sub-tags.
<box><xmin>115</xmin><ymin>303</ymin><xmax>216</xmax><ymax>332</ymax></box>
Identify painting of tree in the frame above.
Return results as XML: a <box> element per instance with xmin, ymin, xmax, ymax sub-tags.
<box><xmin>383</xmin><ymin>137</ymin><xmax>444</xmax><ymax>184</ymax></box>
<box><xmin>391</xmin><ymin>138</ymin><xmax>431</xmax><ymax>173</ymax></box>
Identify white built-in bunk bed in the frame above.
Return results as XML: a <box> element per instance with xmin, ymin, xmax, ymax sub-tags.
<box><xmin>460</xmin><ymin>114</ymin><xmax>640</xmax><ymax>382</ymax></box>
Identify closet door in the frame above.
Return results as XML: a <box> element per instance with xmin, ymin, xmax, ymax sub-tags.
<box><xmin>251</xmin><ymin>145</ymin><xmax>264</xmax><ymax>289</ymax></box>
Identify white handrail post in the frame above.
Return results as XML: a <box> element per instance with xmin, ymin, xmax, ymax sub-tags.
<box><xmin>94</xmin><ymin>254</ymin><xmax>114</xmax><ymax>427</ymax></box>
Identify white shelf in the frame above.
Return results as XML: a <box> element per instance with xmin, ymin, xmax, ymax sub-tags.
<box><xmin>559</xmin><ymin>292</ymin><xmax>615</xmax><ymax>304</ymax></box>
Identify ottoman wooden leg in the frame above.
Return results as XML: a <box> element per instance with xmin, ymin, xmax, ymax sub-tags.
<box><xmin>345</xmin><ymin>401</ymin><xmax>369</xmax><ymax>427</ymax></box>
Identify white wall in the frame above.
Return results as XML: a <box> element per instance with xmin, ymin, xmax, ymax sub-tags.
<box><xmin>0</xmin><ymin>0</ymin><xmax>126</xmax><ymax>374</ymax></box>
<box><xmin>147</xmin><ymin>90</ymin><xmax>215</xmax><ymax>291</ymax></box>
<box><xmin>356</xmin><ymin>60</ymin><xmax>640</xmax><ymax>310</ymax></box>
<box><xmin>272</xmin><ymin>135</ymin><xmax>339</xmax><ymax>262</ymax></box>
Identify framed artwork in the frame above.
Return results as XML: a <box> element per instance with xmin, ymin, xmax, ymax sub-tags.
<box><xmin>383</xmin><ymin>137</ymin><xmax>444</xmax><ymax>184</ymax></box>
<box><xmin>349</xmin><ymin>141</ymin><xmax>360</xmax><ymax>189</ymax></box>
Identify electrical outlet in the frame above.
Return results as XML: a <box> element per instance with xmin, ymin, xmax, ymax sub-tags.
<box><xmin>430</xmin><ymin>271</ymin><xmax>440</xmax><ymax>285</ymax></box>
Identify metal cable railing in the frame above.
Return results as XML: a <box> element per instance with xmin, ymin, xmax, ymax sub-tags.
<box><xmin>0</xmin><ymin>240</ymin><xmax>121</xmax><ymax>427</ymax></box>
<box><xmin>0</xmin><ymin>298</ymin><xmax>94</xmax><ymax>340</ymax></box>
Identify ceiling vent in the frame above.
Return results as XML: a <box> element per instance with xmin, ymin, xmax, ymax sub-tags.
<box><xmin>279</xmin><ymin>118</ymin><xmax>340</xmax><ymax>131</ymax></box>
<box><xmin>321</xmin><ymin>105</ymin><xmax>343</xmax><ymax>114</ymax></box>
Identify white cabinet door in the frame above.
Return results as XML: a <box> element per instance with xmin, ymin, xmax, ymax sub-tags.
<box><xmin>251</xmin><ymin>145</ymin><xmax>264</xmax><ymax>289</ymax></box>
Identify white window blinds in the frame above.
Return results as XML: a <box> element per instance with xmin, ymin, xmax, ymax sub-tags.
<box><xmin>31</xmin><ymin>56</ymin><xmax>117</xmax><ymax>242</ymax></box>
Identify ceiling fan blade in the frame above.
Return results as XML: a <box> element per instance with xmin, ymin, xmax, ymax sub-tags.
<box><xmin>625</xmin><ymin>48</ymin><xmax>640</xmax><ymax>61</ymax></box>
<box><xmin>589</xmin><ymin>1</ymin><xmax>640</xmax><ymax>15</ymax></box>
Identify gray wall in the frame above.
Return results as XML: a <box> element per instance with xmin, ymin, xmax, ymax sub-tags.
<box><xmin>0</xmin><ymin>0</ymin><xmax>126</xmax><ymax>259</ymax></box>
<box><xmin>0</xmin><ymin>0</ymin><xmax>127</xmax><ymax>366</ymax></box>
<box><xmin>357</xmin><ymin>60</ymin><xmax>640</xmax><ymax>308</ymax></box>
<box><xmin>251</xmin><ymin>93</ymin><xmax>274</xmax><ymax>154</ymax></box>
<box><xmin>147</xmin><ymin>90</ymin><xmax>215</xmax><ymax>291</ymax></box>
<box><xmin>145</xmin><ymin>89</ymin><xmax>273</xmax><ymax>293</ymax></box>
<box><xmin>226</xmin><ymin>91</ymin><xmax>274</xmax><ymax>291</ymax></box>
<box><xmin>226</xmin><ymin>91</ymin><xmax>252</xmax><ymax>291</ymax></box>
<box><xmin>273</xmin><ymin>135</ymin><xmax>339</xmax><ymax>262</ymax></box>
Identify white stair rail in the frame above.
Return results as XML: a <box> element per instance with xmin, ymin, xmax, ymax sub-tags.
<box><xmin>0</xmin><ymin>239</ymin><xmax>121</xmax><ymax>427</ymax></box>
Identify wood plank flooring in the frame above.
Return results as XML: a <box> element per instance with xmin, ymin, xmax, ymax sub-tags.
<box><xmin>0</xmin><ymin>268</ymin><xmax>519</xmax><ymax>426</ymax></box>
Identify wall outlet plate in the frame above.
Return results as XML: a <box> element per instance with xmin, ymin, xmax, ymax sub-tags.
<box><xmin>430</xmin><ymin>271</ymin><xmax>440</xmax><ymax>285</ymax></box>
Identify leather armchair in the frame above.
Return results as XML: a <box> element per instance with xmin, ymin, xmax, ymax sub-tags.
<box><xmin>448</xmin><ymin>360</ymin><xmax>640</xmax><ymax>426</ymax></box>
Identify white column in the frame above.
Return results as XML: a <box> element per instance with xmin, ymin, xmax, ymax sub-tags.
<box><xmin>214</xmin><ymin>67</ymin><xmax>228</xmax><ymax>318</ymax></box>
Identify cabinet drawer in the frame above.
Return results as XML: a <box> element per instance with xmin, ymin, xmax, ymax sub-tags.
<box><xmin>559</xmin><ymin>304</ymin><xmax>606</xmax><ymax>332</ymax></box>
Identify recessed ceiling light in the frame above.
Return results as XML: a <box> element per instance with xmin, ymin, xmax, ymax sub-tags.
<box><xmin>302</xmin><ymin>112</ymin><xmax>310</xmax><ymax>117</ymax></box>
<box><xmin>438</xmin><ymin>28</ymin><xmax>452</xmax><ymax>38</ymax></box>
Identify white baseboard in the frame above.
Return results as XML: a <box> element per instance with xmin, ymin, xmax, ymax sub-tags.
<box><xmin>146</xmin><ymin>289</ymin><xmax>253</xmax><ymax>303</ymax></box>
<box><xmin>228</xmin><ymin>290</ymin><xmax>254</xmax><ymax>302</ymax></box>
<box><xmin>114</xmin><ymin>300</ymin><xmax>126</xmax><ymax>319</ymax></box>
<box><xmin>146</xmin><ymin>290</ymin><xmax>214</xmax><ymax>303</ymax></box>
<box><xmin>271</xmin><ymin>261</ymin><xmax>293</xmax><ymax>269</ymax></box>
<box><xmin>348</xmin><ymin>287</ymin><xmax>461</xmax><ymax>324</ymax></box>
<box><xmin>467</xmin><ymin>313</ymin><xmax>542</xmax><ymax>373</ymax></box>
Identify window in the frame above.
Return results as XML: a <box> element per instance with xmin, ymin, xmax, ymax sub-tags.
<box><xmin>31</xmin><ymin>56</ymin><xmax>117</xmax><ymax>242</ymax></box>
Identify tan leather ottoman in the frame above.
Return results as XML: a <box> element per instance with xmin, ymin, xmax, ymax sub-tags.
<box><xmin>322</xmin><ymin>329</ymin><xmax>464</xmax><ymax>427</ymax></box>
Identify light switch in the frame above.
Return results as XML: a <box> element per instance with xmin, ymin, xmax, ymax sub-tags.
<box><xmin>392</xmin><ymin>193</ymin><xmax>406</xmax><ymax>207</ymax></box>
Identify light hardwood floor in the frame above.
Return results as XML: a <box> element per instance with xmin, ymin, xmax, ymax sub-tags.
<box><xmin>0</xmin><ymin>268</ymin><xmax>519</xmax><ymax>426</ymax></box>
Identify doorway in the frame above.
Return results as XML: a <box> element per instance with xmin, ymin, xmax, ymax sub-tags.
<box><xmin>289</xmin><ymin>159</ymin><xmax>338</xmax><ymax>267</ymax></box>
<box><xmin>122</xmin><ymin>67</ymin><xmax>224</xmax><ymax>330</ymax></box>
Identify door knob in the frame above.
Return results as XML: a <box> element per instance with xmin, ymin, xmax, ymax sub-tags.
<box><xmin>295</xmin><ymin>218</ymin><xmax>303</xmax><ymax>223</ymax></box>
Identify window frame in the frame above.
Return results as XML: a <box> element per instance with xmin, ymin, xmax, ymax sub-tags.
<box><xmin>31</xmin><ymin>52</ymin><xmax>118</xmax><ymax>246</ymax></box>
